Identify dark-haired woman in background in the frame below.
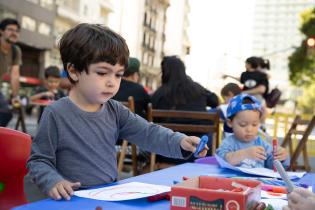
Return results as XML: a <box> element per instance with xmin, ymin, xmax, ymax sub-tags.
<box><xmin>151</xmin><ymin>56</ymin><xmax>219</xmax><ymax>167</ymax></box>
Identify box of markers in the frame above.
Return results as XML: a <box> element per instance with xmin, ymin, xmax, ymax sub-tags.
<box><xmin>170</xmin><ymin>176</ymin><xmax>261</xmax><ymax>210</ymax></box>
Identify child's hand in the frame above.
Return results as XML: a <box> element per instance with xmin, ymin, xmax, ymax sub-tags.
<box><xmin>283</xmin><ymin>188</ymin><xmax>315</xmax><ymax>210</ymax></box>
<box><xmin>44</xmin><ymin>91</ymin><xmax>55</xmax><ymax>98</ymax></box>
<box><xmin>274</xmin><ymin>146</ymin><xmax>287</xmax><ymax>161</ymax></box>
<box><xmin>180</xmin><ymin>136</ymin><xmax>208</xmax><ymax>157</ymax></box>
<box><xmin>245</xmin><ymin>146</ymin><xmax>266</xmax><ymax>160</ymax></box>
<box><xmin>48</xmin><ymin>180</ymin><xmax>81</xmax><ymax>200</ymax></box>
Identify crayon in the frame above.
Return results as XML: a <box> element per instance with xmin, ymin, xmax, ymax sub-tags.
<box><xmin>272</xmin><ymin>138</ymin><xmax>278</xmax><ymax>172</ymax></box>
<box><xmin>147</xmin><ymin>192</ymin><xmax>170</xmax><ymax>202</ymax></box>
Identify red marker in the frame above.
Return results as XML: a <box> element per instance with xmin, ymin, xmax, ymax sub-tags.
<box><xmin>272</xmin><ymin>138</ymin><xmax>278</xmax><ymax>171</ymax></box>
<box><xmin>147</xmin><ymin>192</ymin><xmax>170</xmax><ymax>202</ymax></box>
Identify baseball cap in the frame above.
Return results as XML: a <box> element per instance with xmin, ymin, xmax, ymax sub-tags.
<box><xmin>226</xmin><ymin>94</ymin><xmax>262</xmax><ymax>118</ymax></box>
<box><xmin>125</xmin><ymin>57</ymin><xmax>140</xmax><ymax>74</ymax></box>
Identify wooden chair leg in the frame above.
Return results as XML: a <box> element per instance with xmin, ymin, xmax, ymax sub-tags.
<box><xmin>211</xmin><ymin>134</ymin><xmax>217</xmax><ymax>156</ymax></box>
<box><xmin>117</xmin><ymin>140</ymin><xmax>128</xmax><ymax>178</ymax></box>
<box><xmin>131</xmin><ymin>144</ymin><xmax>138</xmax><ymax>176</ymax></box>
<box><xmin>14</xmin><ymin>107</ymin><xmax>27</xmax><ymax>133</ymax></box>
<box><xmin>20</xmin><ymin>107</ymin><xmax>27</xmax><ymax>133</ymax></box>
<box><xmin>302</xmin><ymin>146</ymin><xmax>310</xmax><ymax>171</ymax></box>
<box><xmin>150</xmin><ymin>153</ymin><xmax>156</xmax><ymax>172</ymax></box>
<box><xmin>288</xmin><ymin>137</ymin><xmax>293</xmax><ymax>157</ymax></box>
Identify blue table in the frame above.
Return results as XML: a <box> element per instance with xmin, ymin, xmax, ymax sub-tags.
<box><xmin>13</xmin><ymin>163</ymin><xmax>315</xmax><ymax>210</ymax></box>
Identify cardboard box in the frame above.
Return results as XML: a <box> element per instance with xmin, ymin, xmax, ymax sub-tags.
<box><xmin>170</xmin><ymin>176</ymin><xmax>261</xmax><ymax>210</ymax></box>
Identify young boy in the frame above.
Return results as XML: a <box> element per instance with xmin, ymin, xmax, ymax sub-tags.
<box><xmin>216</xmin><ymin>93</ymin><xmax>288</xmax><ymax>169</ymax></box>
<box><xmin>219</xmin><ymin>83</ymin><xmax>242</xmax><ymax>136</ymax></box>
<box><xmin>26</xmin><ymin>23</ymin><xmax>207</xmax><ymax>201</ymax></box>
<box><xmin>30</xmin><ymin>66</ymin><xmax>66</xmax><ymax>121</ymax></box>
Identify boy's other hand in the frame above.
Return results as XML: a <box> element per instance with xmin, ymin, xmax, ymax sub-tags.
<box><xmin>245</xmin><ymin>146</ymin><xmax>266</xmax><ymax>160</ymax></box>
<box><xmin>180</xmin><ymin>136</ymin><xmax>208</xmax><ymax>157</ymax></box>
<box><xmin>283</xmin><ymin>188</ymin><xmax>315</xmax><ymax>210</ymax></box>
<box><xmin>48</xmin><ymin>180</ymin><xmax>81</xmax><ymax>201</ymax></box>
<box><xmin>274</xmin><ymin>146</ymin><xmax>287</xmax><ymax>161</ymax></box>
<box><xmin>44</xmin><ymin>91</ymin><xmax>55</xmax><ymax>98</ymax></box>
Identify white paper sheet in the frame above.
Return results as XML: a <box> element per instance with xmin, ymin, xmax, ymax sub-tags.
<box><xmin>74</xmin><ymin>182</ymin><xmax>171</xmax><ymax>201</ymax></box>
<box><xmin>215</xmin><ymin>154</ymin><xmax>306</xmax><ymax>179</ymax></box>
<box><xmin>261</xmin><ymin>190</ymin><xmax>287</xmax><ymax>199</ymax></box>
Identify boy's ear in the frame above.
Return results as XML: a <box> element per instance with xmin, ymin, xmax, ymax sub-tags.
<box><xmin>67</xmin><ymin>63</ymin><xmax>78</xmax><ymax>81</ymax></box>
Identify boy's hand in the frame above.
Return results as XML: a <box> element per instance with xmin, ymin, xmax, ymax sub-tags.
<box><xmin>274</xmin><ymin>146</ymin><xmax>287</xmax><ymax>161</ymax></box>
<box><xmin>283</xmin><ymin>188</ymin><xmax>315</xmax><ymax>210</ymax></box>
<box><xmin>245</xmin><ymin>146</ymin><xmax>266</xmax><ymax>160</ymax></box>
<box><xmin>180</xmin><ymin>136</ymin><xmax>208</xmax><ymax>157</ymax></box>
<box><xmin>48</xmin><ymin>180</ymin><xmax>81</xmax><ymax>200</ymax></box>
<box><xmin>44</xmin><ymin>91</ymin><xmax>55</xmax><ymax>98</ymax></box>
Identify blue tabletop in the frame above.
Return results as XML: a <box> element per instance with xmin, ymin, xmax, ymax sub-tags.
<box><xmin>12</xmin><ymin>163</ymin><xmax>315</xmax><ymax>210</ymax></box>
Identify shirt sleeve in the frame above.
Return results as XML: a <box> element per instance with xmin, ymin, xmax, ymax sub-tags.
<box><xmin>13</xmin><ymin>45</ymin><xmax>22</xmax><ymax>66</ymax></box>
<box><xmin>216</xmin><ymin>136</ymin><xmax>235</xmax><ymax>160</ymax></box>
<box><xmin>261</xmin><ymin>140</ymin><xmax>274</xmax><ymax>169</ymax></box>
<box><xmin>205</xmin><ymin>90</ymin><xmax>219</xmax><ymax>108</ymax></box>
<box><xmin>240</xmin><ymin>72</ymin><xmax>246</xmax><ymax>84</ymax></box>
<box><xmin>27</xmin><ymin>107</ymin><xmax>64</xmax><ymax>194</ymax></box>
<box><xmin>116</xmin><ymin>102</ymin><xmax>188</xmax><ymax>159</ymax></box>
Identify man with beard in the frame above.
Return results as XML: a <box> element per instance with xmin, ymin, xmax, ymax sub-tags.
<box><xmin>0</xmin><ymin>18</ymin><xmax>22</xmax><ymax>126</ymax></box>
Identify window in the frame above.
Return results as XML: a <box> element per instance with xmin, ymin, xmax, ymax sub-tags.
<box><xmin>40</xmin><ymin>0</ymin><xmax>54</xmax><ymax>10</ymax></box>
<box><xmin>22</xmin><ymin>16</ymin><xmax>36</xmax><ymax>32</ymax></box>
<box><xmin>0</xmin><ymin>9</ymin><xmax>17</xmax><ymax>20</ymax></box>
<box><xmin>38</xmin><ymin>22</ymin><xmax>51</xmax><ymax>36</ymax></box>
<box><xmin>26</xmin><ymin>0</ymin><xmax>39</xmax><ymax>4</ymax></box>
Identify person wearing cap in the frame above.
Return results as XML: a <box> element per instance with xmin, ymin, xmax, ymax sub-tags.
<box><xmin>113</xmin><ymin>57</ymin><xmax>150</xmax><ymax>118</ymax></box>
<box><xmin>216</xmin><ymin>94</ymin><xmax>288</xmax><ymax>169</ymax></box>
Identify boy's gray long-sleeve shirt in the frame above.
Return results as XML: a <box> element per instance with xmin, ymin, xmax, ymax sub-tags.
<box><xmin>27</xmin><ymin>97</ymin><xmax>186</xmax><ymax>194</ymax></box>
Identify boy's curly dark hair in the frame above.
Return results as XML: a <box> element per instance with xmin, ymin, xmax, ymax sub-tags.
<box><xmin>59</xmin><ymin>23</ymin><xmax>129</xmax><ymax>84</ymax></box>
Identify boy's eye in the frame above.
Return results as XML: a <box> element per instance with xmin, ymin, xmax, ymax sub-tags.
<box><xmin>97</xmin><ymin>72</ymin><xmax>107</xmax><ymax>76</ymax></box>
<box><xmin>116</xmin><ymin>73</ymin><xmax>124</xmax><ymax>78</ymax></box>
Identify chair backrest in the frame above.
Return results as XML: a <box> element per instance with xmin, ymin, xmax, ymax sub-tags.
<box><xmin>120</xmin><ymin>96</ymin><xmax>135</xmax><ymax>113</ymax></box>
<box><xmin>147</xmin><ymin>103</ymin><xmax>221</xmax><ymax>152</ymax></box>
<box><xmin>281</xmin><ymin>115</ymin><xmax>315</xmax><ymax>171</ymax></box>
<box><xmin>0</xmin><ymin>127</ymin><xmax>32</xmax><ymax>210</ymax></box>
<box><xmin>147</xmin><ymin>103</ymin><xmax>220</xmax><ymax>172</ymax></box>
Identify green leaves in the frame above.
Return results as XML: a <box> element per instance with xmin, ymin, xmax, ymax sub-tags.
<box><xmin>289</xmin><ymin>7</ymin><xmax>315</xmax><ymax>86</ymax></box>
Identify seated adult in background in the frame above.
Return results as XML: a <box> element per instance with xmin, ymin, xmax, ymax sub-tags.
<box><xmin>151</xmin><ymin>55</ymin><xmax>219</xmax><ymax>164</ymax></box>
<box><xmin>113</xmin><ymin>57</ymin><xmax>150</xmax><ymax>118</ymax></box>
<box><xmin>30</xmin><ymin>66</ymin><xmax>66</xmax><ymax>122</ymax></box>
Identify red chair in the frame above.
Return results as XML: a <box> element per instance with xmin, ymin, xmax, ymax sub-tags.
<box><xmin>0</xmin><ymin>127</ymin><xmax>31</xmax><ymax>210</ymax></box>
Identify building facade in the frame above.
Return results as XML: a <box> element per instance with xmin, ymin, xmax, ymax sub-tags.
<box><xmin>51</xmin><ymin>0</ymin><xmax>113</xmax><ymax>68</ymax></box>
<box><xmin>0</xmin><ymin>0</ymin><xmax>56</xmax><ymax>78</ymax></box>
<box><xmin>164</xmin><ymin>0</ymin><xmax>190</xmax><ymax>60</ymax></box>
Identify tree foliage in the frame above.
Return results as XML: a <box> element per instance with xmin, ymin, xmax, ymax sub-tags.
<box><xmin>297</xmin><ymin>83</ymin><xmax>315</xmax><ymax>114</ymax></box>
<box><xmin>288</xmin><ymin>8</ymin><xmax>315</xmax><ymax>86</ymax></box>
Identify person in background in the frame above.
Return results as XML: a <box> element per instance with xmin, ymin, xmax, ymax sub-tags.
<box><xmin>223</xmin><ymin>56</ymin><xmax>269</xmax><ymax>131</ymax></box>
<box><xmin>30</xmin><ymin>66</ymin><xmax>66</xmax><ymax>122</ymax></box>
<box><xmin>26</xmin><ymin>23</ymin><xmax>207</xmax><ymax>201</ymax></box>
<box><xmin>151</xmin><ymin>55</ymin><xmax>219</xmax><ymax>166</ymax></box>
<box><xmin>59</xmin><ymin>69</ymin><xmax>72</xmax><ymax>91</ymax></box>
<box><xmin>283</xmin><ymin>188</ymin><xmax>315</xmax><ymax>210</ymax></box>
<box><xmin>216</xmin><ymin>94</ymin><xmax>288</xmax><ymax>169</ymax></box>
<box><xmin>0</xmin><ymin>18</ymin><xmax>22</xmax><ymax>126</ymax></box>
<box><xmin>112</xmin><ymin>57</ymin><xmax>150</xmax><ymax>118</ymax></box>
<box><xmin>219</xmin><ymin>83</ymin><xmax>242</xmax><ymax>136</ymax></box>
